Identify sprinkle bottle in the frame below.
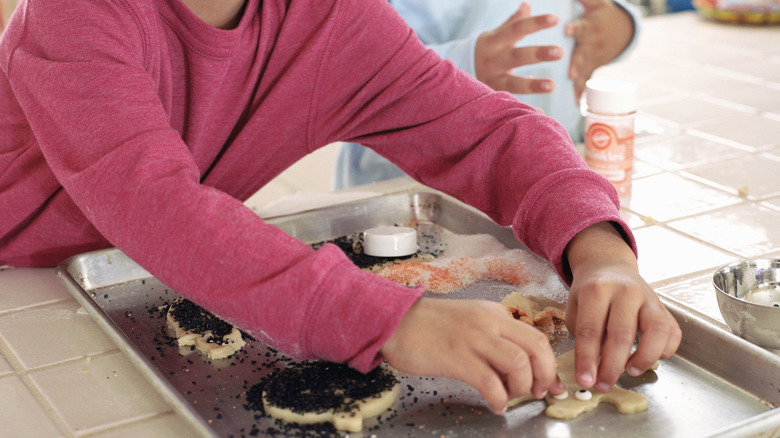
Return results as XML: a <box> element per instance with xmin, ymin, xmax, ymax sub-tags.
<box><xmin>583</xmin><ymin>79</ymin><xmax>638</xmax><ymax>195</ymax></box>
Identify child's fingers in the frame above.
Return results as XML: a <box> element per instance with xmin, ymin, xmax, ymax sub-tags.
<box><xmin>504</xmin><ymin>1</ymin><xmax>531</xmax><ymax>22</ymax></box>
<box><xmin>492</xmin><ymin>13</ymin><xmax>559</xmax><ymax>47</ymax></box>
<box><xmin>502</xmin><ymin>45</ymin><xmax>562</xmax><ymax>71</ymax></box>
<box><xmin>482</xmin><ymin>45</ymin><xmax>560</xmax><ymax>81</ymax></box>
<box><xmin>481</xmin><ymin>337</ymin><xmax>535</xmax><ymax>403</ymax></box>
<box><xmin>497</xmin><ymin>321</ymin><xmax>560</xmax><ymax>398</ymax></box>
<box><xmin>465</xmin><ymin>329</ymin><xmax>556</xmax><ymax>412</ymax></box>
<box><xmin>453</xmin><ymin>354</ymin><xmax>511</xmax><ymax>414</ymax></box>
<box><xmin>627</xmin><ymin>304</ymin><xmax>681</xmax><ymax>375</ymax></box>
<box><xmin>381</xmin><ymin>299</ymin><xmax>564</xmax><ymax>414</ymax></box>
<box><xmin>497</xmin><ymin>75</ymin><xmax>554</xmax><ymax>95</ymax></box>
<box><xmin>486</xmin><ymin>45</ymin><xmax>561</xmax><ymax>94</ymax></box>
<box><xmin>595</xmin><ymin>295</ymin><xmax>640</xmax><ymax>391</ymax></box>
<box><xmin>662</xmin><ymin>314</ymin><xmax>683</xmax><ymax>358</ymax></box>
<box><xmin>571</xmin><ymin>288</ymin><xmax>610</xmax><ymax>389</ymax></box>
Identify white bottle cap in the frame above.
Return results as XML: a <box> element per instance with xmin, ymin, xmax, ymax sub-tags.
<box><xmin>585</xmin><ymin>79</ymin><xmax>638</xmax><ymax>115</ymax></box>
<box><xmin>363</xmin><ymin>226</ymin><xmax>418</xmax><ymax>257</ymax></box>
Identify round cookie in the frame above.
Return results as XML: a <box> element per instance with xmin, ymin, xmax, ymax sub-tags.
<box><xmin>259</xmin><ymin>361</ymin><xmax>400</xmax><ymax>432</ymax></box>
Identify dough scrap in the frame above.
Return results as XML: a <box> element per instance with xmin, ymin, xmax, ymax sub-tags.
<box><xmin>501</xmin><ymin>292</ymin><xmax>567</xmax><ymax>340</ymax></box>
<box><xmin>166</xmin><ymin>298</ymin><xmax>246</xmax><ymax>360</ymax></box>
<box><xmin>508</xmin><ymin>349</ymin><xmax>650</xmax><ymax>419</ymax></box>
<box><xmin>261</xmin><ymin>362</ymin><xmax>400</xmax><ymax>433</ymax></box>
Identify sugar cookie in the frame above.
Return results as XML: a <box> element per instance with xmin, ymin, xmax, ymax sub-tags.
<box><xmin>508</xmin><ymin>349</ymin><xmax>650</xmax><ymax>419</ymax></box>
<box><xmin>260</xmin><ymin>362</ymin><xmax>400</xmax><ymax>432</ymax></box>
<box><xmin>166</xmin><ymin>298</ymin><xmax>245</xmax><ymax>360</ymax></box>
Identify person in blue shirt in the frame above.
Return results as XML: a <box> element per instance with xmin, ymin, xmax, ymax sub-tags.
<box><xmin>334</xmin><ymin>0</ymin><xmax>641</xmax><ymax>189</ymax></box>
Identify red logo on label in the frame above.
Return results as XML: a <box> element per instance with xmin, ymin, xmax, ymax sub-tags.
<box><xmin>586</xmin><ymin>123</ymin><xmax>616</xmax><ymax>150</ymax></box>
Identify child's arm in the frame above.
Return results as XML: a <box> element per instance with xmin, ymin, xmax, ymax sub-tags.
<box><xmin>564</xmin><ymin>222</ymin><xmax>682</xmax><ymax>391</ymax></box>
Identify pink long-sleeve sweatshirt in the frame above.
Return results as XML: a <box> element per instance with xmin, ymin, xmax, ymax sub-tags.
<box><xmin>0</xmin><ymin>0</ymin><xmax>634</xmax><ymax>371</ymax></box>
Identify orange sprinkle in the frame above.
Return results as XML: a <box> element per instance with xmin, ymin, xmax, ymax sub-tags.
<box><xmin>376</xmin><ymin>256</ymin><xmax>529</xmax><ymax>293</ymax></box>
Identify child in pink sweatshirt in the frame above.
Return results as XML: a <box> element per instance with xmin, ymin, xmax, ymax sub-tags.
<box><xmin>0</xmin><ymin>0</ymin><xmax>680</xmax><ymax>414</ymax></box>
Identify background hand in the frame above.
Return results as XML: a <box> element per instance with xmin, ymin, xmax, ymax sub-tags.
<box><xmin>474</xmin><ymin>2</ymin><xmax>563</xmax><ymax>94</ymax></box>
<box><xmin>380</xmin><ymin>297</ymin><xmax>564</xmax><ymax>414</ymax></box>
<box><xmin>564</xmin><ymin>222</ymin><xmax>682</xmax><ymax>392</ymax></box>
<box><xmin>566</xmin><ymin>0</ymin><xmax>635</xmax><ymax>102</ymax></box>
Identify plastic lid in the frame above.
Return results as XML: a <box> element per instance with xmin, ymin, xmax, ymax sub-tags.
<box><xmin>585</xmin><ymin>79</ymin><xmax>638</xmax><ymax>115</ymax></box>
<box><xmin>363</xmin><ymin>226</ymin><xmax>418</xmax><ymax>257</ymax></box>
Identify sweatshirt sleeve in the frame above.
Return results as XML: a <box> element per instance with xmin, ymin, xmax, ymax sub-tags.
<box><xmin>310</xmin><ymin>0</ymin><xmax>637</xmax><ymax>283</ymax></box>
<box><xmin>3</xmin><ymin>0</ymin><xmax>422</xmax><ymax>372</ymax></box>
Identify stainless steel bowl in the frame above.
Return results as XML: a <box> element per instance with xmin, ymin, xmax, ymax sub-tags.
<box><xmin>713</xmin><ymin>258</ymin><xmax>780</xmax><ymax>350</ymax></box>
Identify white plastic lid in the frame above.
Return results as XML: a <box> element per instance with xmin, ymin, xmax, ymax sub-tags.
<box><xmin>363</xmin><ymin>226</ymin><xmax>418</xmax><ymax>257</ymax></box>
<box><xmin>585</xmin><ymin>79</ymin><xmax>638</xmax><ymax>115</ymax></box>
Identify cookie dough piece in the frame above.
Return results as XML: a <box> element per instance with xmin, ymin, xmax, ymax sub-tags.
<box><xmin>508</xmin><ymin>349</ymin><xmax>650</xmax><ymax>419</ymax></box>
<box><xmin>501</xmin><ymin>292</ymin><xmax>567</xmax><ymax>340</ymax></box>
<box><xmin>261</xmin><ymin>362</ymin><xmax>400</xmax><ymax>432</ymax></box>
<box><xmin>166</xmin><ymin>298</ymin><xmax>246</xmax><ymax>360</ymax></box>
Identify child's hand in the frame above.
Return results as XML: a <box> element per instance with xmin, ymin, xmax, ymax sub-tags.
<box><xmin>564</xmin><ymin>222</ymin><xmax>682</xmax><ymax>392</ymax></box>
<box><xmin>380</xmin><ymin>297</ymin><xmax>565</xmax><ymax>414</ymax></box>
<box><xmin>566</xmin><ymin>0</ymin><xmax>635</xmax><ymax>101</ymax></box>
<box><xmin>474</xmin><ymin>2</ymin><xmax>563</xmax><ymax>95</ymax></box>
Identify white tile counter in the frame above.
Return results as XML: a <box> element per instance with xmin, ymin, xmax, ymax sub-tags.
<box><xmin>1</xmin><ymin>10</ymin><xmax>779</xmax><ymax>438</ymax></box>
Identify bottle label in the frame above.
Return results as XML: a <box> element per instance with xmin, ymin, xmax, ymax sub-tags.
<box><xmin>584</xmin><ymin>122</ymin><xmax>634</xmax><ymax>188</ymax></box>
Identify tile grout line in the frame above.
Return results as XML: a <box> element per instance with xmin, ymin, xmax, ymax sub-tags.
<box><xmin>0</xmin><ymin>333</ymin><xmax>75</xmax><ymax>438</ymax></box>
<box><xmin>0</xmin><ymin>300</ymin><xmax>144</xmax><ymax>438</ymax></box>
<box><xmin>75</xmin><ymin>411</ymin><xmax>179</xmax><ymax>438</ymax></box>
<box><xmin>0</xmin><ymin>296</ymin><xmax>74</xmax><ymax>318</ymax></box>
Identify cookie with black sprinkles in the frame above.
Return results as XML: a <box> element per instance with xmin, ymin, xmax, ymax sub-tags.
<box><xmin>169</xmin><ymin>298</ymin><xmax>234</xmax><ymax>340</ymax></box>
<box><xmin>246</xmin><ymin>361</ymin><xmax>400</xmax><ymax>433</ymax></box>
<box><xmin>166</xmin><ymin>298</ymin><xmax>247</xmax><ymax>359</ymax></box>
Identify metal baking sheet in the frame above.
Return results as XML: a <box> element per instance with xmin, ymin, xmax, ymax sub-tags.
<box><xmin>56</xmin><ymin>189</ymin><xmax>780</xmax><ymax>437</ymax></box>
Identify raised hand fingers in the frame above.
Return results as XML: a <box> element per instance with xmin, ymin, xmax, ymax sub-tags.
<box><xmin>475</xmin><ymin>10</ymin><xmax>560</xmax><ymax>90</ymax></box>
<box><xmin>492</xmin><ymin>13</ymin><xmax>559</xmax><ymax>47</ymax></box>
<box><xmin>494</xmin><ymin>74</ymin><xmax>555</xmax><ymax>95</ymax></box>
<box><xmin>503</xmin><ymin>45</ymin><xmax>563</xmax><ymax>72</ymax></box>
<box><xmin>480</xmin><ymin>45</ymin><xmax>561</xmax><ymax>94</ymax></box>
<box><xmin>565</xmin><ymin>19</ymin><xmax>593</xmax><ymax>101</ymax></box>
<box><xmin>509</xmin><ymin>1</ymin><xmax>531</xmax><ymax>22</ymax></box>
